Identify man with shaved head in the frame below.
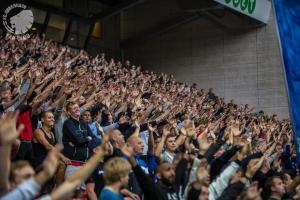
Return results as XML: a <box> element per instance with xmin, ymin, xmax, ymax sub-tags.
<box><xmin>106</xmin><ymin>129</ymin><xmax>145</xmax><ymax>198</ymax></box>
<box><xmin>124</xmin><ymin>145</ymin><xmax>188</xmax><ymax>200</ymax></box>
<box><xmin>127</xmin><ymin>135</ymin><xmax>144</xmax><ymax>155</ymax></box>
<box><xmin>127</xmin><ymin>124</ymin><xmax>157</xmax><ymax>179</ymax></box>
<box><xmin>127</xmin><ymin>135</ymin><xmax>149</xmax><ymax>174</ymax></box>
<box><xmin>155</xmin><ymin>162</ymin><xmax>176</xmax><ymax>186</ymax></box>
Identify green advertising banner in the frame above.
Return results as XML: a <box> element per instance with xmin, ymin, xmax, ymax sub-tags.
<box><xmin>214</xmin><ymin>0</ymin><xmax>271</xmax><ymax>24</ymax></box>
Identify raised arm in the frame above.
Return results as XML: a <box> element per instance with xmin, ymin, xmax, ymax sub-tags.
<box><xmin>48</xmin><ymin>93</ymin><xmax>67</xmax><ymax>111</ymax></box>
<box><xmin>0</xmin><ymin>111</ymin><xmax>23</xmax><ymax>196</ymax></box>
<box><xmin>24</xmin><ymin>72</ymin><xmax>37</xmax><ymax>102</ymax></box>
<box><xmin>65</xmin><ymin>49</ymin><xmax>83</xmax><ymax>67</ymax></box>
<box><xmin>80</xmin><ymin>90</ymin><xmax>97</xmax><ymax>111</ymax></box>
<box><xmin>47</xmin><ymin>137</ymin><xmax>112</xmax><ymax>200</ymax></box>
<box><xmin>154</xmin><ymin>126</ymin><xmax>170</xmax><ymax>161</ymax></box>
<box><xmin>147</xmin><ymin>122</ymin><xmax>155</xmax><ymax>155</ymax></box>
<box><xmin>1</xmin><ymin>145</ymin><xmax>62</xmax><ymax>200</ymax></box>
<box><xmin>52</xmin><ymin>47</ymin><xmax>66</xmax><ymax>65</ymax></box>
<box><xmin>174</xmin><ymin>127</ymin><xmax>187</xmax><ymax>148</ymax></box>
<box><xmin>131</xmin><ymin>120</ymin><xmax>141</xmax><ymax>137</ymax></box>
<box><xmin>69</xmin><ymin>84</ymin><xmax>88</xmax><ymax>103</ymax></box>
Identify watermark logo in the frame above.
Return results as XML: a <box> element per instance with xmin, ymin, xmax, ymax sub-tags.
<box><xmin>2</xmin><ymin>3</ymin><xmax>34</xmax><ymax>40</ymax></box>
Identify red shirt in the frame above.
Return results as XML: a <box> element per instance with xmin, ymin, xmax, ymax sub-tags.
<box><xmin>17</xmin><ymin>109</ymin><xmax>33</xmax><ymax>141</ymax></box>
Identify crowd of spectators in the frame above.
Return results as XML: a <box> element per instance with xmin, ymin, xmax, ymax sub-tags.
<box><xmin>0</xmin><ymin>34</ymin><xmax>298</xmax><ymax>200</ymax></box>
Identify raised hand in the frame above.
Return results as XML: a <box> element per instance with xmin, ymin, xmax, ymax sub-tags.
<box><xmin>265</xmin><ymin>142</ymin><xmax>276</xmax><ymax>158</ymax></box>
<box><xmin>222</xmin><ymin>129</ymin><xmax>231</xmax><ymax>142</ymax></box>
<box><xmin>134</xmin><ymin>97</ymin><xmax>142</xmax><ymax>108</ymax></box>
<box><xmin>147</xmin><ymin>122</ymin><xmax>155</xmax><ymax>132</ymax></box>
<box><xmin>167</xmin><ymin>117</ymin><xmax>176</xmax><ymax>125</ymax></box>
<box><xmin>79</xmin><ymin>49</ymin><xmax>85</xmax><ymax>55</ymax></box>
<box><xmin>61</xmin><ymin>156</ymin><xmax>71</xmax><ymax>165</ymax></box>
<box><xmin>286</xmin><ymin>130</ymin><xmax>293</xmax><ymax>143</ymax></box>
<box><xmin>104</xmin><ymin>97</ymin><xmax>111</xmax><ymax>108</ymax></box>
<box><xmin>260</xmin><ymin>157</ymin><xmax>271</xmax><ymax>174</ymax></box>
<box><xmin>99</xmin><ymin>135</ymin><xmax>113</xmax><ymax>156</ymax></box>
<box><xmin>272</xmin><ymin>153</ymin><xmax>281</xmax><ymax>172</ymax></box>
<box><xmin>245</xmin><ymin>156</ymin><xmax>265</xmax><ymax>178</ymax></box>
<box><xmin>231</xmin><ymin>120</ymin><xmax>243</xmax><ymax>136</ymax></box>
<box><xmin>50</xmin><ymin>180</ymin><xmax>80</xmax><ymax>200</ymax></box>
<box><xmin>121</xmin><ymin>145</ymin><xmax>134</xmax><ymax>158</ymax></box>
<box><xmin>133</xmin><ymin>117</ymin><xmax>141</xmax><ymax>128</ymax></box>
<box><xmin>132</xmin><ymin>90</ymin><xmax>139</xmax><ymax>97</ymax></box>
<box><xmin>95</xmin><ymin>121</ymin><xmax>104</xmax><ymax>134</ymax></box>
<box><xmin>162</xmin><ymin>126</ymin><xmax>171</xmax><ymax>137</ymax></box>
<box><xmin>121</xmin><ymin>85</ymin><xmax>127</xmax><ymax>93</ymax></box>
<box><xmin>180</xmin><ymin>127</ymin><xmax>189</xmax><ymax>137</ymax></box>
<box><xmin>237</xmin><ymin>143</ymin><xmax>251</xmax><ymax>161</ymax></box>
<box><xmin>257</xmin><ymin>142</ymin><xmax>267</xmax><ymax>153</ymax></box>
<box><xmin>0</xmin><ymin>111</ymin><xmax>24</xmax><ymax>145</ymax></box>
<box><xmin>35</xmin><ymin>69</ymin><xmax>43</xmax><ymax>79</ymax></box>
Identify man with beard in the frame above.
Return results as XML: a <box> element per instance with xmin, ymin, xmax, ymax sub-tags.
<box><xmin>123</xmin><ymin>145</ymin><xmax>188</xmax><ymax>200</ymax></box>
<box><xmin>154</xmin><ymin>163</ymin><xmax>181</xmax><ymax>200</ymax></box>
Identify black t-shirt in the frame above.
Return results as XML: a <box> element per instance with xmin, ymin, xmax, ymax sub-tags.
<box><xmin>86</xmin><ymin>162</ymin><xmax>105</xmax><ymax>196</ymax></box>
<box><xmin>156</xmin><ymin>183</ymin><xmax>179</xmax><ymax>200</ymax></box>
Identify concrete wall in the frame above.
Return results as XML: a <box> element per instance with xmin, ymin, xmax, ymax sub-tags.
<box><xmin>121</xmin><ymin>0</ymin><xmax>182</xmax><ymax>40</ymax></box>
<box><xmin>122</xmin><ymin>1</ymin><xmax>289</xmax><ymax>118</ymax></box>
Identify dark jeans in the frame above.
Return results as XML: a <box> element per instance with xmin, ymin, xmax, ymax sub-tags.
<box><xmin>14</xmin><ymin>141</ymin><xmax>33</xmax><ymax>163</ymax></box>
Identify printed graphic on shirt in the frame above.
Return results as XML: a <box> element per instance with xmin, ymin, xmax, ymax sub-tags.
<box><xmin>167</xmin><ymin>192</ymin><xmax>178</xmax><ymax>200</ymax></box>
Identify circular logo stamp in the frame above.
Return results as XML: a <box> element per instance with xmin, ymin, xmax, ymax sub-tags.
<box><xmin>2</xmin><ymin>3</ymin><xmax>34</xmax><ymax>40</ymax></box>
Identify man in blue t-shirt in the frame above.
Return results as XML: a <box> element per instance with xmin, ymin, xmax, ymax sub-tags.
<box><xmin>127</xmin><ymin>133</ymin><xmax>157</xmax><ymax>180</ymax></box>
